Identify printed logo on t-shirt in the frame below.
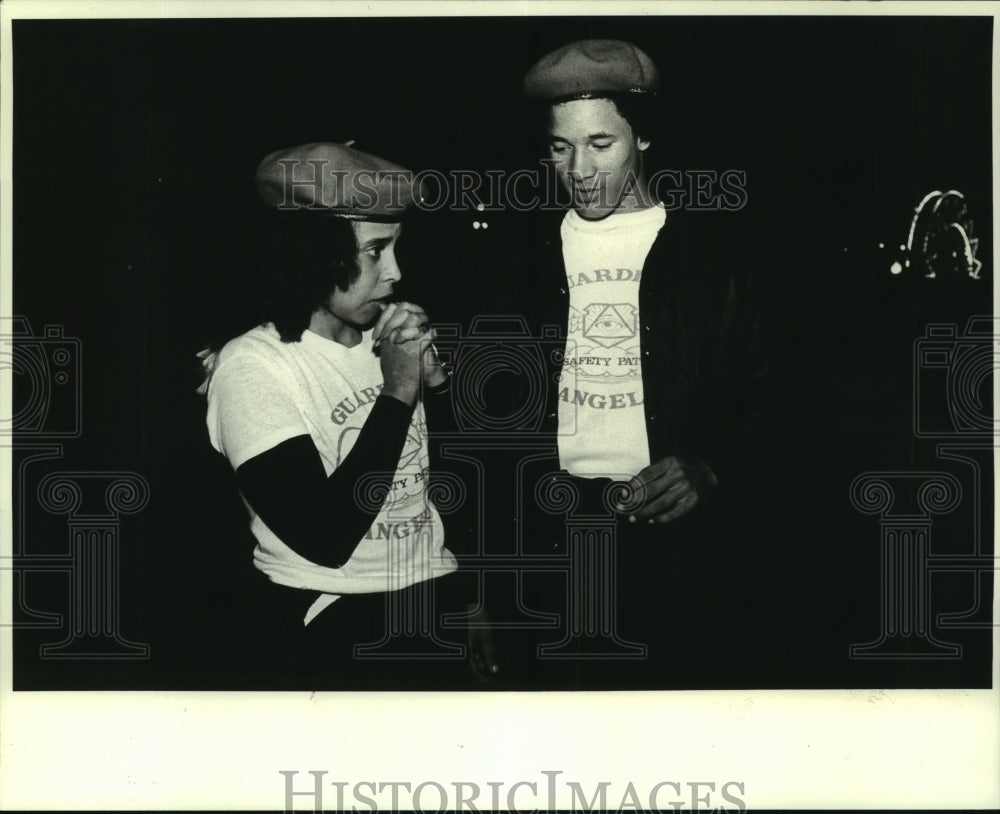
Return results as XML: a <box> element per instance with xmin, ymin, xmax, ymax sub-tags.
<box><xmin>335</xmin><ymin>399</ymin><xmax>431</xmax><ymax>514</ymax></box>
<box><xmin>566</xmin><ymin>267</ymin><xmax>643</xmax><ymax>289</ymax></box>
<box><xmin>330</xmin><ymin>384</ymin><xmax>384</xmax><ymax>425</ymax></box>
<box><xmin>579</xmin><ymin>302</ymin><xmax>637</xmax><ymax>348</ymax></box>
<box><xmin>562</xmin><ymin>280</ymin><xmax>643</xmax><ymax>383</ymax></box>
<box><xmin>560</xmin><ymin>263</ymin><xmax>646</xmax><ymax>416</ymax></box>
<box><xmin>561</xmin><ymin>301</ymin><xmax>643</xmax><ymax>411</ymax></box>
<box><xmin>557</xmin><ymin>207</ymin><xmax>660</xmax><ymax>477</ymax></box>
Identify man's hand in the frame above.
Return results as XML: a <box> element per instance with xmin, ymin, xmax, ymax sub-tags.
<box><xmin>615</xmin><ymin>455</ymin><xmax>719</xmax><ymax>525</ymax></box>
<box><xmin>374</xmin><ymin>303</ymin><xmax>423</xmax><ymax>405</ymax></box>
<box><xmin>372</xmin><ymin>302</ymin><xmax>446</xmax><ymax>389</ymax></box>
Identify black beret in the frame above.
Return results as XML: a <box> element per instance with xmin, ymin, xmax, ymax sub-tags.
<box><xmin>523</xmin><ymin>39</ymin><xmax>659</xmax><ymax>102</ymax></box>
<box><xmin>255</xmin><ymin>142</ymin><xmax>420</xmax><ymax>221</ymax></box>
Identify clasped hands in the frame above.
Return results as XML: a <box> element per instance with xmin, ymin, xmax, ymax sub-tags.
<box><xmin>372</xmin><ymin>302</ymin><xmax>446</xmax><ymax>402</ymax></box>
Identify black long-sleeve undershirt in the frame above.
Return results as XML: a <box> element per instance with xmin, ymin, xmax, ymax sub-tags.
<box><xmin>236</xmin><ymin>393</ymin><xmax>416</xmax><ymax>569</ymax></box>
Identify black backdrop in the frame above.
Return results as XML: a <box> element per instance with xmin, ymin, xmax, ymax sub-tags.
<box><xmin>10</xmin><ymin>15</ymin><xmax>994</xmax><ymax>689</ymax></box>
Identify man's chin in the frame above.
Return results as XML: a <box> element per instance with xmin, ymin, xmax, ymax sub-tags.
<box><xmin>575</xmin><ymin>203</ymin><xmax>617</xmax><ymax>221</ymax></box>
<box><xmin>350</xmin><ymin>305</ymin><xmax>382</xmax><ymax>332</ymax></box>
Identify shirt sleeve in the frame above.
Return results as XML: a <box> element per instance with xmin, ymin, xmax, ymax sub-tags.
<box><xmin>207</xmin><ymin>348</ymin><xmax>308</xmax><ymax>470</ymax></box>
<box><xmin>236</xmin><ymin>395</ymin><xmax>416</xmax><ymax>569</ymax></box>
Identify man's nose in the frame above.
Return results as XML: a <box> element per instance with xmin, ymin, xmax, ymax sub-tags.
<box><xmin>567</xmin><ymin>149</ymin><xmax>593</xmax><ymax>181</ymax></box>
<box><xmin>382</xmin><ymin>251</ymin><xmax>402</xmax><ymax>283</ymax></box>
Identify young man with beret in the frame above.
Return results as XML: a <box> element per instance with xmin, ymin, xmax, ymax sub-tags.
<box><xmin>202</xmin><ymin>142</ymin><xmax>497</xmax><ymax>687</ymax></box>
<box><xmin>506</xmin><ymin>41</ymin><xmax>770</xmax><ymax>686</ymax></box>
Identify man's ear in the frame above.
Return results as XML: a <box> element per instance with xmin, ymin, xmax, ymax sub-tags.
<box><xmin>637</xmin><ymin>137</ymin><xmax>651</xmax><ymax>153</ymax></box>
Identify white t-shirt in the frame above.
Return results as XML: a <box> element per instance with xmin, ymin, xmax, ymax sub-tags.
<box><xmin>557</xmin><ymin>204</ymin><xmax>666</xmax><ymax>479</ymax></box>
<box><xmin>206</xmin><ymin>324</ymin><xmax>456</xmax><ymax>623</ymax></box>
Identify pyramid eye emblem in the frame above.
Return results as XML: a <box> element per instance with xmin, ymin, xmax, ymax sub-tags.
<box><xmin>582</xmin><ymin>303</ymin><xmax>638</xmax><ymax>348</ymax></box>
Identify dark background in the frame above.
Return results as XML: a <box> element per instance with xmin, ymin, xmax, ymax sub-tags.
<box><xmin>10</xmin><ymin>15</ymin><xmax>994</xmax><ymax>689</ymax></box>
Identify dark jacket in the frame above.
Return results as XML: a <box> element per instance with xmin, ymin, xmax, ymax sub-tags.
<box><xmin>501</xmin><ymin>208</ymin><xmax>770</xmax><ymax>527</ymax></box>
<box><xmin>477</xmin><ymin>208</ymin><xmax>789</xmax><ymax>679</ymax></box>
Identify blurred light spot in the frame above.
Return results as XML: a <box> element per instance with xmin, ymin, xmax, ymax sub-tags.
<box><xmin>899</xmin><ymin>244</ymin><xmax>906</xmax><ymax>251</ymax></box>
<box><xmin>481</xmin><ymin>221</ymin><xmax>489</xmax><ymax>230</ymax></box>
<box><xmin>890</xmin><ymin>261</ymin><xmax>902</xmax><ymax>275</ymax></box>
<box><xmin>473</xmin><ymin>221</ymin><xmax>481</xmax><ymax>230</ymax></box>
<box><xmin>476</xmin><ymin>203</ymin><xmax>485</xmax><ymax>212</ymax></box>
<box><xmin>878</xmin><ymin>242</ymin><xmax>884</xmax><ymax>249</ymax></box>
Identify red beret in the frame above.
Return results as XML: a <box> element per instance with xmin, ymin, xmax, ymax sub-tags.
<box><xmin>523</xmin><ymin>39</ymin><xmax>659</xmax><ymax>102</ymax></box>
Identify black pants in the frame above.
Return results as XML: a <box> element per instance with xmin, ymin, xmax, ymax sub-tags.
<box><xmin>247</xmin><ymin>569</ymin><xmax>481</xmax><ymax>690</ymax></box>
<box><xmin>501</xmin><ymin>507</ymin><xmax>761</xmax><ymax>690</ymax></box>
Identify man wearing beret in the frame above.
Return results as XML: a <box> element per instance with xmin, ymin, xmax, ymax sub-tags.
<box><xmin>202</xmin><ymin>142</ymin><xmax>496</xmax><ymax>687</ymax></box>
<box><xmin>507</xmin><ymin>41</ymin><xmax>769</xmax><ymax>686</ymax></box>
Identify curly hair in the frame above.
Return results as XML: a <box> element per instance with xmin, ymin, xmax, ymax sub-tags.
<box><xmin>255</xmin><ymin>208</ymin><xmax>361</xmax><ymax>343</ymax></box>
